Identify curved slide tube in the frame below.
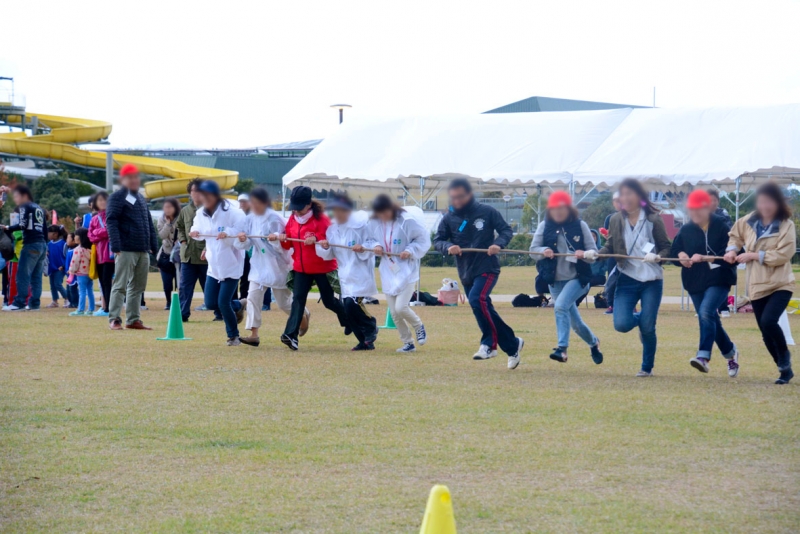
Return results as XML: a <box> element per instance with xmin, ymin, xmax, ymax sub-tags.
<box><xmin>0</xmin><ymin>113</ymin><xmax>237</xmax><ymax>198</ymax></box>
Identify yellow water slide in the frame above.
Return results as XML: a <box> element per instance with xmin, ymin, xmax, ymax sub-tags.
<box><xmin>0</xmin><ymin>113</ymin><xmax>237</xmax><ymax>198</ymax></box>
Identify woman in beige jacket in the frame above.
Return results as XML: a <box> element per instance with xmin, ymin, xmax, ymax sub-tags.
<box><xmin>725</xmin><ymin>182</ymin><xmax>796</xmax><ymax>384</ymax></box>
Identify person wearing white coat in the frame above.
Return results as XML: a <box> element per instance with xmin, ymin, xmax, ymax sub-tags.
<box><xmin>189</xmin><ymin>181</ymin><xmax>248</xmax><ymax>346</ymax></box>
<box><xmin>234</xmin><ymin>188</ymin><xmax>309</xmax><ymax>347</ymax></box>
<box><xmin>316</xmin><ymin>193</ymin><xmax>379</xmax><ymax>351</ymax></box>
<box><xmin>364</xmin><ymin>195</ymin><xmax>430</xmax><ymax>353</ymax></box>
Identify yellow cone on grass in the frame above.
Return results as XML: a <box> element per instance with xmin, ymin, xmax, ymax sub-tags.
<box><xmin>420</xmin><ymin>484</ymin><xmax>456</xmax><ymax>534</ymax></box>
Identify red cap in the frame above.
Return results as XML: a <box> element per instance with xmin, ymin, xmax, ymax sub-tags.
<box><xmin>120</xmin><ymin>163</ymin><xmax>139</xmax><ymax>177</ymax></box>
<box><xmin>547</xmin><ymin>190</ymin><xmax>572</xmax><ymax>209</ymax></box>
<box><xmin>686</xmin><ymin>190</ymin><xmax>711</xmax><ymax>210</ymax></box>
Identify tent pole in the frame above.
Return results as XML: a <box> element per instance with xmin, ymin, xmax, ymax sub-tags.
<box><xmin>281</xmin><ymin>187</ymin><xmax>286</xmax><ymax>218</ymax></box>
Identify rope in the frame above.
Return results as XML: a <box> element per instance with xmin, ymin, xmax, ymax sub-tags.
<box><xmin>197</xmin><ymin>235</ymin><xmax>725</xmax><ymax>263</ymax></box>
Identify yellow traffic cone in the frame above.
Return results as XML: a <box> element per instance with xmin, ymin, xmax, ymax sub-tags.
<box><xmin>419</xmin><ymin>484</ymin><xmax>456</xmax><ymax>534</ymax></box>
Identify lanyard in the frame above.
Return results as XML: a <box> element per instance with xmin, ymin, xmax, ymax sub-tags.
<box><xmin>383</xmin><ymin>221</ymin><xmax>395</xmax><ymax>263</ymax></box>
<box><xmin>626</xmin><ymin>218</ymin><xmax>646</xmax><ymax>257</ymax></box>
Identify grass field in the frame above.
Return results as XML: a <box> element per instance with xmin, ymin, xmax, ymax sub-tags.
<box><xmin>2</xmin><ymin>275</ymin><xmax>799</xmax><ymax>532</ymax></box>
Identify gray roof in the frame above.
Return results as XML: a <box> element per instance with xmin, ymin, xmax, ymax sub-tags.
<box><xmin>484</xmin><ymin>96</ymin><xmax>646</xmax><ymax>114</ymax></box>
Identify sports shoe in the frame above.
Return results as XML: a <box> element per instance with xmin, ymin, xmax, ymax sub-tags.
<box><xmin>3</xmin><ymin>304</ymin><xmax>22</xmax><ymax>311</ymax></box>
<box><xmin>195</xmin><ymin>304</ymin><xmax>208</xmax><ymax>311</ymax></box>
<box><xmin>226</xmin><ymin>337</ymin><xmax>241</xmax><ymax>346</ymax></box>
<box><xmin>590</xmin><ymin>341</ymin><xmax>604</xmax><ymax>364</ymax></box>
<box><xmin>472</xmin><ymin>345</ymin><xmax>497</xmax><ymax>360</ymax></box>
<box><xmin>775</xmin><ymin>369</ymin><xmax>794</xmax><ymax>385</ymax></box>
<box><xmin>240</xmin><ymin>336</ymin><xmax>260</xmax><ymax>347</ymax></box>
<box><xmin>163</xmin><ymin>306</ymin><xmax>170</xmax><ymax>311</ymax></box>
<box><xmin>727</xmin><ymin>349</ymin><xmax>740</xmax><ymax>378</ymax></box>
<box><xmin>690</xmin><ymin>357</ymin><xmax>710</xmax><ymax>373</ymax></box>
<box><xmin>396</xmin><ymin>343</ymin><xmax>416</xmax><ymax>353</ymax></box>
<box><xmin>141</xmin><ymin>306</ymin><xmax>149</xmax><ymax>311</ymax></box>
<box><xmin>720</xmin><ymin>310</ymin><xmax>731</xmax><ymax>318</ymax></box>
<box><xmin>84</xmin><ymin>310</ymin><xmax>96</xmax><ymax>316</ymax></box>
<box><xmin>46</xmin><ymin>301</ymin><xmax>59</xmax><ymax>309</ymax></box>
<box><xmin>235</xmin><ymin>299</ymin><xmax>247</xmax><ymax>324</ymax></box>
<box><xmin>93</xmin><ymin>309</ymin><xmax>109</xmax><ymax>317</ymax></box>
<box><xmin>69</xmin><ymin>310</ymin><xmax>84</xmax><ymax>316</ymax></box>
<box><xmin>549</xmin><ymin>347</ymin><xmax>568</xmax><ymax>363</ymax></box>
<box><xmin>109</xmin><ymin>319</ymin><xmax>123</xmax><ymax>331</ymax></box>
<box><xmin>299</xmin><ymin>309</ymin><xmax>311</xmax><ymax>337</ymax></box>
<box><xmin>213</xmin><ymin>316</ymin><xmax>223</xmax><ymax>322</ymax></box>
<box><xmin>280</xmin><ymin>334</ymin><xmax>299</xmax><ymax>351</ymax></box>
<box><xmin>352</xmin><ymin>342</ymin><xmax>375</xmax><ymax>351</ymax></box>
<box><xmin>62</xmin><ymin>302</ymin><xmax>71</xmax><ymax>308</ymax></box>
<box><xmin>415</xmin><ymin>324</ymin><xmax>427</xmax><ymax>345</ymax></box>
<box><xmin>604</xmin><ymin>306</ymin><xmax>614</xmax><ymax>315</ymax></box>
<box><xmin>635</xmin><ymin>370</ymin><xmax>653</xmax><ymax>377</ymax></box>
<box><xmin>508</xmin><ymin>338</ymin><xmax>524</xmax><ymax>370</ymax></box>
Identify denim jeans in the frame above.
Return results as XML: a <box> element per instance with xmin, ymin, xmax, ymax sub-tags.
<box><xmin>464</xmin><ymin>273</ymin><xmax>518</xmax><ymax>356</ymax></box>
<box><xmin>613</xmin><ymin>274</ymin><xmax>663</xmax><ymax>372</ymax></box>
<box><xmin>689</xmin><ymin>285</ymin><xmax>735</xmax><ymax>360</ymax></box>
<box><xmin>204</xmin><ymin>276</ymin><xmax>242</xmax><ymax>339</ymax></box>
<box><xmin>550</xmin><ymin>279</ymin><xmax>597</xmax><ymax>349</ymax></box>
<box><xmin>77</xmin><ymin>275</ymin><xmax>95</xmax><ymax>312</ymax></box>
<box><xmin>180</xmin><ymin>262</ymin><xmax>221</xmax><ymax>320</ymax></box>
<box><xmin>13</xmin><ymin>241</ymin><xmax>47</xmax><ymax>309</ymax></box>
<box><xmin>49</xmin><ymin>270</ymin><xmax>68</xmax><ymax>301</ymax></box>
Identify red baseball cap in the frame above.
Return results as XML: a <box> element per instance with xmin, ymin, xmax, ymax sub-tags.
<box><xmin>120</xmin><ymin>163</ymin><xmax>139</xmax><ymax>177</ymax></box>
<box><xmin>686</xmin><ymin>190</ymin><xmax>711</xmax><ymax>210</ymax></box>
<box><xmin>547</xmin><ymin>190</ymin><xmax>572</xmax><ymax>209</ymax></box>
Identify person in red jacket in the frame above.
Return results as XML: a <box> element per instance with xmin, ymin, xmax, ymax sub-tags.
<box><xmin>270</xmin><ymin>186</ymin><xmax>352</xmax><ymax>350</ymax></box>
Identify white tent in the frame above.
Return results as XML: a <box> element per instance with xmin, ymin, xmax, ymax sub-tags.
<box><xmin>283</xmin><ymin>104</ymin><xmax>800</xmax><ymax>207</ymax></box>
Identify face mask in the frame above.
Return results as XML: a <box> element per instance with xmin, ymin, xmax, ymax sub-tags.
<box><xmin>294</xmin><ymin>211</ymin><xmax>313</xmax><ymax>224</ymax></box>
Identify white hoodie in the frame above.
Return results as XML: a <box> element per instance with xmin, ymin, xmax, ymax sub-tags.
<box><xmin>234</xmin><ymin>209</ymin><xmax>292</xmax><ymax>289</ymax></box>
<box><xmin>315</xmin><ymin>211</ymin><xmax>377</xmax><ymax>298</ymax></box>
<box><xmin>364</xmin><ymin>210</ymin><xmax>431</xmax><ymax>296</ymax></box>
<box><xmin>190</xmin><ymin>200</ymin><xmax>247</xmax><ymax>280</ymax></box>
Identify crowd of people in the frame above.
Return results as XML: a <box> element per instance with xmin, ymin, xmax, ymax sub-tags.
<box><xmin>0</xmin><ymin>168</ymin><xmax>795</xmax><ymax>385</ymax></box>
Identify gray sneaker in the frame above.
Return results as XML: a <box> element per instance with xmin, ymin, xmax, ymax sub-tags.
<box><xmin>508</xmin><ymin>337</ymin><xmax>524</xmax><ymax>370</ymax></box>
<box><xmin>227</xmin><ymin>337</ymin><xmax>241</xmax><ymax>346</ymax></box>
<box><xmin>635</xmin><ymin>370</ymin><xmax>653</xmax><ymax>377</ymax></box>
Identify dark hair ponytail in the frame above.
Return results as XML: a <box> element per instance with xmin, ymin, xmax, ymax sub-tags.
<box><xmin>619</xmin><ymin>178</ymin><xmax>659</xmax><ymax>216</ymax></box>
<box><xmin>250</xmin><ymin>187</ymin><xmax>272</xmax><ymax>209</ymax></box>
<box><xmin>371</xmin><ymin>194</ymin><xmax>405</xmax><ymax>220</ymax></box>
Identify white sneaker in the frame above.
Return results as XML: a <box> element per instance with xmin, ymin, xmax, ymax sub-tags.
<box><xmin>472</xmin><ymin>345</ymin><xmax>497</xmax><ymax>360</ymax></box>
<box><xmin>3</xmin><ymin>304</ymin><xmax>22</xmax><ymax>311</ymax></box>
<box><xmin>727</xmin><ymin>348</ymin><xmax>740</xmax><ymax>377</ymax></box>
<box><xmin>415</xmin><ymin>324</ymin><xmax>427</xmax><ymax>346</ymax></box>
<box><xmin>720</xmin><ymin>310</ymin><xmax>731</xmax><ymax>318</ymax></box>
<box><xmin>690</xmin><ymin>357</ymin><xmax>710</xmax><ymax>373</ymax></box>
<box><xmin>508</xmin><ymin>338</ymin><xmax>523</xmax><ymax>370</ymax></box>
<box><xmin>635</xmin><ymin>370</ymin><xmax>653</xmax><ymax>377</ymax></box>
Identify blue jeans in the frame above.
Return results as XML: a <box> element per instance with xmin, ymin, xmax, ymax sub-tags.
<box><xmin>689</xmin><ymin>286</ymin><xmax>736</xmax><ymax>360</ymax></box>
<box><xmin>180</xmin><ymin>262</ymin><xmax>221</xmax><ymax>320</ymax></box>
<box><xmin>77</xmin><ymin>275</ymin><xmax>95</xmax><ymax>312</ymax></box>
<box><xmin>613</xmin><ymin>274</ymin><xmax>663</xmax><ymax>372</ymax></box>
<box><xmin>550</xmin><ymin>279</ymin><xmax>597</xmax><ymax>349</ymax></box>
<box><xmin>49</xmin><ymin>270</ymin><xmax>67</xmax><ymax>301</ymax></box>
<box><xmin>13</xmin><ymin>241</ymin><xmax>47</xmax><ymax>309</ymax></box>
<box><xmin>204</xmin><ymin>276</ymin><xmax>242</xmax><ymax>339</ymax></box>
<box><xmin>464</xmin><ymin>273</ymin><xmax>518</xmax><ymax>356</ymax></box>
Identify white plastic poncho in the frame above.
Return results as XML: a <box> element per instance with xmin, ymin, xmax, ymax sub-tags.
<box><xmin>234</xmin><ymin>209</ymin><xmax>292</xmax><ymax>289</ymax></box>
<box><xmin>315</xmin><ymin>210</ymin><xmax>377</xmax><ymax>298</ymax></box>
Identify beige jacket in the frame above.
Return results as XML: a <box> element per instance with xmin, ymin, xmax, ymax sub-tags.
<box><xmin>727</xmin><ymin>212</ymin><xmax>796</xmax><ymax>301</ymax></box>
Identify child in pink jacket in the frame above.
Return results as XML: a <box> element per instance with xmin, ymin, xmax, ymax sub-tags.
<box><xmin>68</xmin><ymin>228</ymin><xmax>95</xmax><ymax>316</ymax></box>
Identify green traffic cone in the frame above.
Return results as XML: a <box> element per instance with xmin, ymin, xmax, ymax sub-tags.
<box><xmin>378</xmin><ymin>307</ymin><xmax>397</xmax><ymax>329</ymax></box>
<box><xmin>157</xmin><ymin>292</ymin><xmax>192</xmax><ymax>341</ymax></box>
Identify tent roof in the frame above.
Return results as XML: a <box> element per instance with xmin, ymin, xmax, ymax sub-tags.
<box><xmin>484</xmin><ymin>95</ymin><xmax>646</xmax><ymax>114</ymax></box>
<box><xmin>283</xmin><ymin>104</ymin><xmax>800</xmax><ymax>197</ymax></box>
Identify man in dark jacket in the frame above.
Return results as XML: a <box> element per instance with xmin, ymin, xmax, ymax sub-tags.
<box><xmin>434</xmin><ymin>179</ymin><xmax>524</xmax><ymax>369</ymax></box>
<box><xmin>106</xmin><ymin>163</ymin><xmax>158</xmax><ymax>330</ymax></box>
<box><xmin>1</xmin><ymin>185</ymin><xmax>46</xmax><ymax>311</ymax></box>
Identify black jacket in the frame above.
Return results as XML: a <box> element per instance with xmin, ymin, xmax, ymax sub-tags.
<box><xmin>8</xmin><ymin>201</ymin><xmax>46</xmax><ymax>244</ymax></box>
<box><xmin>106</xmin><ymin>188</ymin><xmax>158</xmax><ymax>254</ymax></box>
<box><xmin>670</xmin><ymin>214</ymin><xmax>736</xmax><ymax>294</ymax></box>
<box><xmin>434</xmin><ymin>198</ymin><xmax>513</xmax><ymax>287</ymax></box>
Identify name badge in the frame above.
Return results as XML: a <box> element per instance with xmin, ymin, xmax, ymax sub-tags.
<box><xmin>641</xmin><ymin>242</ymin><xmax>655</xmax><ymax>253</ymax></box>
<box><xmin>126</xmin><ymin>193</ymin><xmax>137</xmax><ymax>205</ymax></box>
<box><xmin>709</xmin><ymin>263</ymin><xmax>720</xmax><ymax>270</ymax></box>
<box><xmin>566</xmin><ymin>255</ymin><xmax>578</xmax><ymax>263</ymax></box>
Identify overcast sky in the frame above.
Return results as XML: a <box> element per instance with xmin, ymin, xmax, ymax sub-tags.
<box><xmin>2</xmin><ymin>0</ymin><xmax>799</xmax><ymax>148</ymax></box>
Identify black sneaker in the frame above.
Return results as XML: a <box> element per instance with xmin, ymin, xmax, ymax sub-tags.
<box><xmin>590</xmin><ymin>341</ymin><xmax>603</xmax><ymax>364</ymax></box>
<box><xmin>550</xmin><ymin>347</ymin><xmax>568</xmax><ymax>363</ymax></box>
<box><xmin>775</xmin><ymin>369</ymin><xmax>794</xmax><ymax>385</ymax></box>
<box><xmin>280</xmin><ymin>334</ymin><xmax>299</xmax><ymax>351</ymax></box>
<box><xmin>212</xmin><ymin>316</ymin><xmax>223</xmax><ymax>322</ymax></box>
<box><xmin>344</xmin><ymin>326</ymin><xmax>353</xmax><ymax>336</ymax></box>
<box><xmin>352</xmin><ymin>342</ymin><xmax>375</xmax><ymax>351</ymax></box>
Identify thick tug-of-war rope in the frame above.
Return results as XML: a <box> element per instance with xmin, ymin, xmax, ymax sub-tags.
<box><xmin>197</xmin><ymin>235</ymin><xmax>725</xmax><ymax>263</ymax></box>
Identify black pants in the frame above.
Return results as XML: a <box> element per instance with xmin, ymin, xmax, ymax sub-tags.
<box><xmin>97</xmin><ymin>262</ymin><xmax>115</xmax><ymax>312</ymax></box>
<box><xmin>159</xmin><ymin>263</ymin><xmax>178</xmax><ymax>305</ymax></box>
<box><xmin>284</xmin><ymin>271</ymin><xmax>349</xmax><ymax>339</ymax></box>
<box><xmin>1</xmin><ymin>264</ymin><xmax>8</xmax><ymax>305</ymax></box>
<box><xmin>751</xmin><ymin>290</ymin><xmax>793</xmax><ymax>371</ymax></box>
<box><xmin>344</xmin><ymin>297</ymin><xmax>378</xmax><ymax>344</ymax></box>
<box><xmin>237</xmin><ymin>255</ymin><xmax>251</xmax><ymax>300</ymax></box>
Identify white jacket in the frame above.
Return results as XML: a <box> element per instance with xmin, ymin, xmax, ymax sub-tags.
<box><xmin>364</xmin><ymin>211</ymin><xmax>431</xmax><ymax>296</ymax></box>
<box><xmin>234</xmin><ymin>209</ymin><xmax>292</xmax><ymax>289</ymax></box>
<box><xmin>315</xmin><ymin>211</ymin><xmax>377</xmax><ymax>298</ymax></box>
<box><xmin>190</xmin><ymin>200</ymin><xmax>247</xmax><ymax>280</ymax></box>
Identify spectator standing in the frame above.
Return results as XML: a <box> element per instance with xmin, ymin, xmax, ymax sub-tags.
<box><xmin>106</xmin><ymin>164</ymin><xmax>158</xmax><ymax>330</ymax></box>
<box><xmin>157</xmin><ymin>198</ymin><xmax>182</xmax><ymax>309</ymax></box>
<box><xmin>2</xmin><ymin>185</ymin><xmax>47</xmax><ymax>311</ymax></box>
<box><xmin>46</xmin><ymin>224</ymin><xmax>68</xmax><ymax>307</ymax></box>
<box><xmin>87</xmin><ymin>191</ymin><xmax>113</xmax><ymax>316</ymax></box>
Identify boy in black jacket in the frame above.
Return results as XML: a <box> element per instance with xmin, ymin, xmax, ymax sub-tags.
<box><xmin>671</xmin><ymin>190</ymin><xmax>739</xmax><ymax>377</ymax></box>
<box><xmin>434</xmin><ymin>179</ymin><xmax>524</xmax><ymax>369</ymax></box>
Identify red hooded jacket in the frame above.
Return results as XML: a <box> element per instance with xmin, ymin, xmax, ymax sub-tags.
<box><xmin>282</xmin><ymin>213</ymin><xmax>338</xmax><ymax>274</ymax></box>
